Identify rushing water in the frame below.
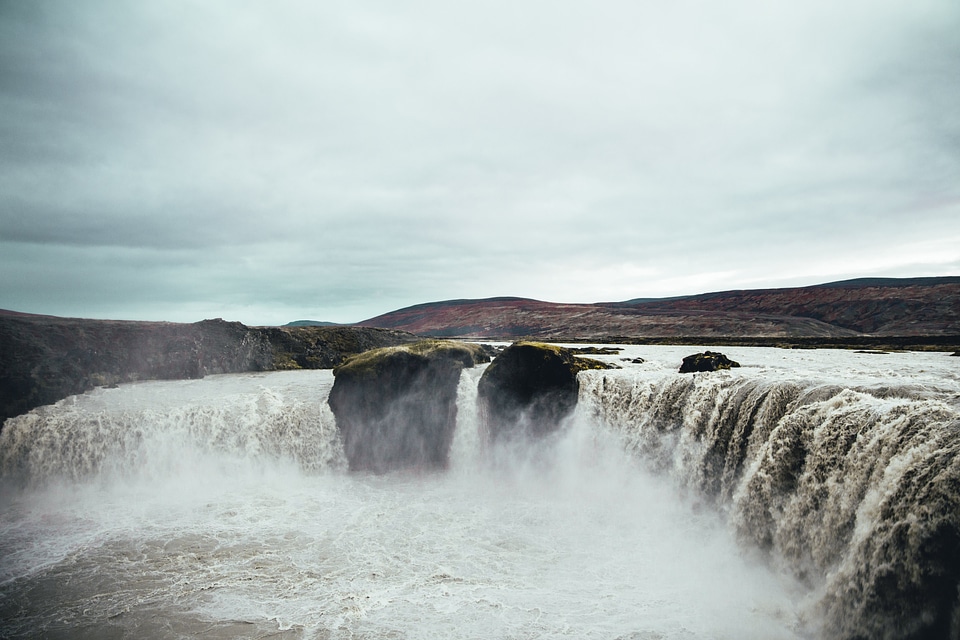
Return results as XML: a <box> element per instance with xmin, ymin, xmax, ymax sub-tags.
<box><xmin>1</xmin><ymin>347</ymin><xmax>958</xmax><ymax>639</ymax></box>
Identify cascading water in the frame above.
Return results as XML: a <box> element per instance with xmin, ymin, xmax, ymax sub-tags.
<box><xmin>1</xmin><ymin>347</ymin><xmax>957</xmax><ymax>639</ymax></box>
<box><xmin>0</xmin><ymin>373</ymin><xmax>346</xmax><ymax>490</ymax></box>
<box><xmin>578</xmin><ymin>346</ymin><xmax>960</xmax><ymax>640</ymax></box>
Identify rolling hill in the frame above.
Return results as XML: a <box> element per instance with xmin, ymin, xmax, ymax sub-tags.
<box><xmin>355</xmin><ymin>277</ymin><xmax>960</xmax><ymax>342</ymax></box>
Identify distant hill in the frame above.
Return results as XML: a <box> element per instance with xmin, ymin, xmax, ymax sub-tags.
<box><xmin>284</xmin><ymin>320</ymin><xmax>340</xmax><ymax>327</ymax></box>
<box><xmin>355</xmin><ymin>277</ymin><xmax>960</xmax><ymax>340</ymax></box>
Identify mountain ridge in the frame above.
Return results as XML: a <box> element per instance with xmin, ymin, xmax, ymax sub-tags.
<box><xmin>356</xmin><ymin>276</ymin><xmax>960</xmax><ymax>340</ymax></box>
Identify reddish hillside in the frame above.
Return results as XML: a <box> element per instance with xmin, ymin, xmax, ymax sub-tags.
<box><xmin>356</xmin><ymin>277</ymin><xmax>960</xmax><ymax>340</ymax></box>
<box><xmin>627</xmin><ymin>277</ymin><xmax>960</xmax><ymax>335</ymax></box>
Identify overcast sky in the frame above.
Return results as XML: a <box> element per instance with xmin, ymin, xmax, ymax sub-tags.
<box><xmin>1</xmin><ymin>0</ymin><xmax>958</xmax><ymax>325</ymax></box>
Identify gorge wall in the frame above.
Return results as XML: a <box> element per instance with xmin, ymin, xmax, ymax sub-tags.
<box><xmin>0</xmin><ymin>311</ymin><xmax>417</xmax><ymax>424</ymax></box>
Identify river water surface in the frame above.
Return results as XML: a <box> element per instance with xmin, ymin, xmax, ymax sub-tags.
<box><xmin>2</xmin><ymin>346</ymin><xmax>958</xmax><ymax>639</ymax></box>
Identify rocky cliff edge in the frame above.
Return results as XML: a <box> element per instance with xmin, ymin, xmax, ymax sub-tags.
<box><xmin>0</xmin><ymin>312</ymin><xmax>418</xmax><ymax>425</ymax></box>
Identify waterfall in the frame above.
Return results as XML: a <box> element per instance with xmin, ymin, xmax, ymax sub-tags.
<box><xmin>0</xmin><ymin>371</ymin><xmax>346</xmax><ymax>487</ymax></box>
<box><xmin>578</xmin><ymin>364</ymin><xmax>960</xmax><ymax>640</ymax></box>
<box><xmin>2</xmin><ymin>348</ymin><xmax>959</xmax><ymax>638</ymax></box>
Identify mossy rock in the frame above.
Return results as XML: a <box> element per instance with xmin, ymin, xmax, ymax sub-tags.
<box><xmin>477</xmin><ymin>341</ymin><xmax>613</xmax><ymax>442</ymax></box>
<box><xmin>333</xmin><ymin>339</ymin><xmax>487</xmax><ymax>378</ymax></box>
<box><xmin>328</xmin><ymin>340</ymin><xmax>488</xmax><ymax>473</ymax></box>
<box><xmin>678</xmin><ymin>351</ymin><xmax>741</xmax><ymax>373</ymax></box>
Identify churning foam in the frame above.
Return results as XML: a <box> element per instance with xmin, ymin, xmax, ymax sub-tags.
<box><xmin>576</xmin><ymin>345</ymin><xmax>960</xmax><ymax>639</ymax></box>
<box><xmin>0</xmin><ymin>361</ymin><xmax>814</xmax><ymax>639</ymax></box>
<box><xmin>4</xmin><ymin>347</ymin><xmax>957</xmax><ymax>638</ymax></box>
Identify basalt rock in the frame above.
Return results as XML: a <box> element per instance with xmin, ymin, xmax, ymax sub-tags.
<box><xmin>263</xmin><ymin>325</ymin><xmax>418</xmax><ymax>369</ymax></box>
<box><xmin>678</xmin><ymin>351</ymin><xmax>741</xmax><ymax>373</ymax></box>
<box><xmin>327</xmin><ymin>340</ymin><xmax>488</xmax><ymax>473</ymax></box>
<box><xmin>0</xmin><ymin>316</ymin><xmax>273</xmax><ymax>424</ymax></box>
<box><xmin>477</xmin><ymin>341</ymin><xmax>612</xmax><ymax>442</ymax></box>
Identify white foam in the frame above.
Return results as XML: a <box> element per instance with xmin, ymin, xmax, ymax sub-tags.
<box><xmin>4</xmin><ymin>348</ymin><xmax>957</xmax><ymax>638</ymax></box>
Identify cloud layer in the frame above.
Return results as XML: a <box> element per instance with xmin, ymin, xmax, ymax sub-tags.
<box><xmin>2</xmin><ymin>0</ymin><xmax>959</xmax><ymax>324</ymax></box>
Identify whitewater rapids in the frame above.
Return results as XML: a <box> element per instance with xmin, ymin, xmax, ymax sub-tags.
<box><xmin>1</xmin><ymin>346</ymin><xmax>958</xmax><ymax>639</ymax></box>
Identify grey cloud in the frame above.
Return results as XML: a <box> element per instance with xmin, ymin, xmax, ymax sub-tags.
<box><xmin>1</xmin><ymin>0</ymin><xmax>958</xmax><ymax>323</ymax></box>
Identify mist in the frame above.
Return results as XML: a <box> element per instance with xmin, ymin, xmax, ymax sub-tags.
<box><xmin>0</xmin><ymin>363</ymin><xmax>811</xmax><ymax>638</ymax></box>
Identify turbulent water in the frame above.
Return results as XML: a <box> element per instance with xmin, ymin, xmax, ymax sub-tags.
<box><xmin>1</xmin><ymin>347</ymin><xmax>958</xmax><ymax>639</ymax></box>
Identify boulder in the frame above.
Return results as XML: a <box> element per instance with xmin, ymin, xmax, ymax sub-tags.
<box><xmin>678</xmin><ymin>351</ymin><xmax>741</xmax><ymax>373</ymax></box>
<box><xmin>477</xmin><ymin>341</ymin><xmax>611</xmax><ymax>442</ymax></box>
<box><xmin>327</xmin><ymin>340</ymin><xmax>488</xmax><ymax>473</ymax></box>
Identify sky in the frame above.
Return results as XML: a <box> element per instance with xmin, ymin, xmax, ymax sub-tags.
<box><xmin>1</xmin><ymin>0</ymin><xmax>959</xmax><ymax>325</ymax></box>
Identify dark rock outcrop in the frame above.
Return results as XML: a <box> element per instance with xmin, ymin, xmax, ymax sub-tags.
<box><xmin>570</xmin><ymin>346</ymin><xmax>622</xmax><ymax>355</ymax></box>
<box><xmin>678</xmin><ymin>351</ymin><xmax>741</xmax><ymax>373</ymax></box>
<box><xmin>263</xmin><ymin>325</ymin><xmax>418</xmax><ymax>369</ymax></box>
<box><xmin>0</xmin><ymin>312</ymin><xmax>418</xmax><ymax>425</ymax></box>
<box><xmin>477</xmin><ymin>341</ymin><xmax>612</xmax><ymax>442</ymax></box>
<box><xmin>0</xmin><ymin>316</ymin><xmax>270</xmax><ymax>424</ymax></box>
<box><xmin>327</xmin><ymin>340</ymin><xmax>488</xmax><ymax>473</ymax></box>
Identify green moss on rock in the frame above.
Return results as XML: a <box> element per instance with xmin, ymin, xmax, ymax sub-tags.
<box><xmin>333</xmin><ymin>339</ymin><xmax>488</xmax><ymax>379</ymax></box>
<box><xmin>328</xmin><ymin>339</ymin><xmax>488</xmax><ymax>473</ymax></box>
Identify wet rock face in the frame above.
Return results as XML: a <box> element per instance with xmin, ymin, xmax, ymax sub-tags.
<box><xmin>678</xmin><ymin>351</ymin><xmax>741</xmax><ymax>373</ymax></box>
<box><xmin>0</xmin><ymin>313</ymin><xmax>420</xmax><ymax>425</ymax></box>
<box><xmin>327</xmin><ymin>340</ymin><xmax>488</xmax><ymax>473</ymax></box>
<box><xmin>477</xmin><ymin>341</ymin><xmax>611</xmax><ymax>442</ymax></box>
<box><xmin>0</xmin><ymin>316</ymin><xmax>274</xmax><ymax>423</ymax></box>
